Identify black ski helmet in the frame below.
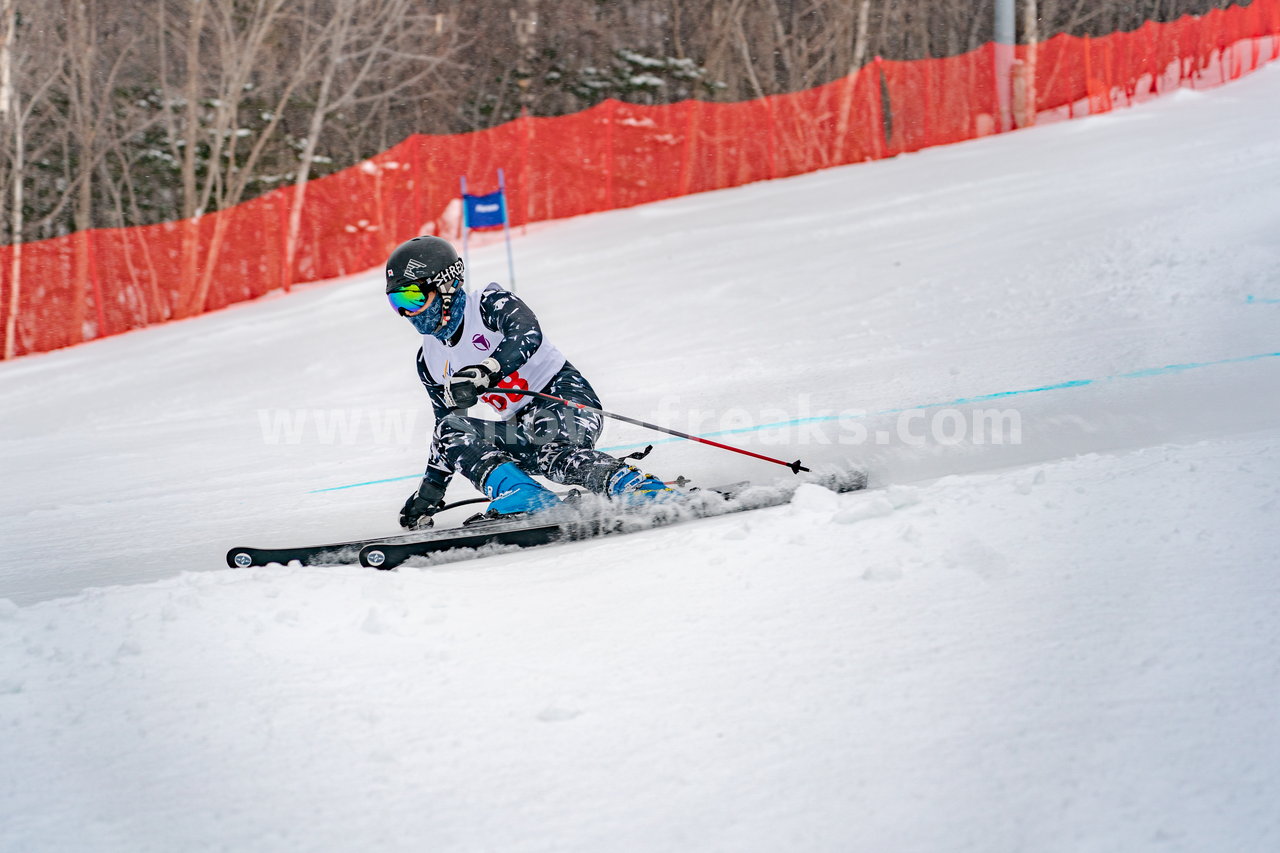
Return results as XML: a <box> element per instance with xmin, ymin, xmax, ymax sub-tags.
<box><xmin>384</xmin><ymin>236</ymin><xmax>465</xmax><ymax>332</ymax></box>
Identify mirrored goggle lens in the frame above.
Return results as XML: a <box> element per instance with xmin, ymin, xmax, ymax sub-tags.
<box><xmin>387</xmin><ymin>283</ymin><xmax>430</xmax><ymax>314</ymax></box>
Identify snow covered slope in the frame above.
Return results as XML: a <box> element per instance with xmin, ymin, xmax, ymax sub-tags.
<box><xmin>1</xmin><ymin>66</ymin><xmax>1278</xmax><ymax>851</ymax></box>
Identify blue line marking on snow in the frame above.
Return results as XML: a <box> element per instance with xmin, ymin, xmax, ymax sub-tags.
<box><xmin>311</xmin><ymin>349</ymin><xmax>1280</xmax><ymax>492</ymax></box>
<box><xmin>1246</xmin><ymin>294</ymin><xmax>1280</xmax><ymax>304</ymax></box>
<box><xmin>312</xmin><ymin>473</ymin><xmax>424</xmax><ymax>492</ymax></box>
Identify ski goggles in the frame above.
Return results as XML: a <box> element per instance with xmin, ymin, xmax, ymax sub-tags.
<box><xmin>386</xmin><ymin>281</ymin><xmax>434</xmax><ymax>315</ymax></box>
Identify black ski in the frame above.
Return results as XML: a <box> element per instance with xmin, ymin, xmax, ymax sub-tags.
<box><xmin>226</xmin><ymin>533</ymin><xmax>421</xmax><ymax>569</ymax></box>
<box><xmin>229</xmin><ymin>469</ymin><xmax>867</xmax><ymax>571</ymax></box>
<box><xmin>359</xmin><ymin>468</ymin><xmax>868</xmax><ymax>570</ymax></box>
<box><xmin>225</xmin><ymin>497</ymin><xmax>489</xmax><ymax>568</ymax></box>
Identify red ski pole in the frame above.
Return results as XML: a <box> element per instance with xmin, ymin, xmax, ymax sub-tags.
<box><xmin>486</xmin><ymin>387</ymin><xmax>810</xmax><ymax>474</ymax></box>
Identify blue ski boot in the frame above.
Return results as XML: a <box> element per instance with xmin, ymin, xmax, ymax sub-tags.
<box><xmin>606</xmin><ymin>465</ymin><xmax>681</xmax><ymax>507</ymax></box>
<box><xmin>482</xmin><ymin>462</ymin><xmax>562</xmax><ymax>517</ymax></box>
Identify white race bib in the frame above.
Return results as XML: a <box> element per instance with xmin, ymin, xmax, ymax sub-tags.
<box><xmin>420</xmin><ymin>285</ymin><xmax>566</xmax><ymax>420</ymax></box>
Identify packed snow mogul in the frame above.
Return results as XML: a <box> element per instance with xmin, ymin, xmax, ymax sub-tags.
<box><xmin>385</xmin><ymin>236</ymin><xmax>674</xmax><ymax>528</ymax></box>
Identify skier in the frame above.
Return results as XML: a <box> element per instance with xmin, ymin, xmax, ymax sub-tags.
<box><xmin>386</xmin><ymin>236</ymin><xmax>675</xmax><ymax>529</ymax></box>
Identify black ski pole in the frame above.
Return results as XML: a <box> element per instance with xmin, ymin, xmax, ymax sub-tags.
<box><xmin>486</xmin><ymin>387</ymin><xmax>810</xmax><ymax>474</ymax></box>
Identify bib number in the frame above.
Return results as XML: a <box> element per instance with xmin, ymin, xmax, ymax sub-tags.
<box><xmin>482</xmin><ymin>371</ymin><xmax>530</xmax><ymax>412</ymax></box>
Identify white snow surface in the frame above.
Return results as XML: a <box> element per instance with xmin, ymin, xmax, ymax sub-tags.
<box><xmin>2</xmin><ymin>67</ymin><xmax>1280</xmax><ymax>851</ymax></box>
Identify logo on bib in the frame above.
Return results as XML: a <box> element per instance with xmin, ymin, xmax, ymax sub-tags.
<box><xmin>472</xmin><ymin>334</ymin><xmax>491</xmax><ymax>350</ymax></box>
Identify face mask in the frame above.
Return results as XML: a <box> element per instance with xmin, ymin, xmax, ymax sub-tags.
<box><xmin>406</xmin><ymin>296</ymin><xmax>443</xmax><ymax>335</ymax></box>
<box><xmin>429</xmin><ymin>290</ymin><xmax>467</xmax><ymax>341</ymax></box>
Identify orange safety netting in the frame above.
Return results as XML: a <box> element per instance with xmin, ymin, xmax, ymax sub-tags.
<box><xmin>2</xmin><ymin>0</ymin><xmax>1278</xmax><ymax>359</ymax></box>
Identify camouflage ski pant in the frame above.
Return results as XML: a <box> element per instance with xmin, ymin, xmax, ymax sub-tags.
<box><xmin>425</xmin><ymin>363</ymin><xmax>627</xmax><ymax>494</ymax></box>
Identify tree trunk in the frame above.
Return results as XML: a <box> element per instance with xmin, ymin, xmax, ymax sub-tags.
<box><xmin>1014</xmin><ymin>0</ymin><xmax>1039</xmax><ymax>128</ymax></box>
<box><xmin>176</xmin><ymin>0</ymin><xmax>206</xmax><ymax>321</ymax></box>
<box><xmin>514</xmin><ymin>0</ymin><xmax>538</xmax><ymax>116</ymax></box>
<box><xmin>2</xmin><ymin>0</ymin><xmax>20</xmax><ymax>358</ymax></box>
<box><xmin>68</xmin><ymin>0</ymin><xmax>97</xmax><ymax>340</ymax></box>
<box><xmin>179</xmin><ymin>0</ymin><xmax>205</xmax><ymax>221</ymax></box>
<box><xmin>284</xmin><ymin>52</ymin><xmax>338</xmax><ymax>288</ymax></box>
<box><xmin>853</xmin><ymin>0</ymin><xmax>872</xmax><ymax>72</ymax></box>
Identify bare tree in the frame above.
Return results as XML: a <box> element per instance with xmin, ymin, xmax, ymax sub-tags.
<box><xmin>156</xmin><ymin>0</ymin><xmax>305</xmax><ymax>316</ymax></box>
<box><xmin>61</xmin><ymin>0</ymin><xmax>149</xmax><ymax>336</ymax></box>
<box><xmin>281</xmin><ymin>0</ymin><xmax>458</xmax><ymax>286</ymax></box>
<box><xmin>0</xmin><ymin>0</ymin><xmax>1249</xmax><ymax>255</ymax></box>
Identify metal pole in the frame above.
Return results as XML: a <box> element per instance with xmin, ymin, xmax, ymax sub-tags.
<box><xmin>994</xmin><ymin>0</ymin><xmax>1016</xmax><ymax>132</ymax></box>
<box><xmin>486</xmin><ymin>387</ymin><xmax>811</xmax><ymax>474</ymax></box>
<box><xmin>499</xmin><ymin>168</ymin><xmax>516</xmax><ymax>291</ymax></box>
<box><xmin>459</xmin><ymin>175</ymin><xmax>470</xmax><ymax>277</ymax></box>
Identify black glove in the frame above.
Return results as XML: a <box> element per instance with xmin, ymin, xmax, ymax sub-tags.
<box><xmin>400</xmin><ymin>481</ymin><xmax>446</xmax><ymax>530</ymax></box>
<box><xmin>442</xmin><ymin>358</ymin><xmax>500</xmax><ymax>410</ymax></box>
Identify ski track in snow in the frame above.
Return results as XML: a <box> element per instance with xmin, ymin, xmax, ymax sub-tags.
<box><xmin>1</xmin><ymin>65</ymin><xmax>1279</xmax><ymax>852</ymax></box>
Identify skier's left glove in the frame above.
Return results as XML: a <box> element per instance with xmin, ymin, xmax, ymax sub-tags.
<box><xmin>442</xmin><ymin>358</ymin><xmax>501</xmax><ymax>409</ymax></box>
<box><xmin>400</xmin><ymin>480</ymin><xmax>446</xmax><ymax>530</ymax></box>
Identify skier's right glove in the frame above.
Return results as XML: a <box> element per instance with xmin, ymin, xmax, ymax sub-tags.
<box><xmin>442</xmin><ymin>358</ymin><xmax>500</xmax><ymax>410</ymax></box>
<box><xmin>400</xmin><ymin>481</ymin><xmax>446</xmax><ymax>530</ymax></box>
